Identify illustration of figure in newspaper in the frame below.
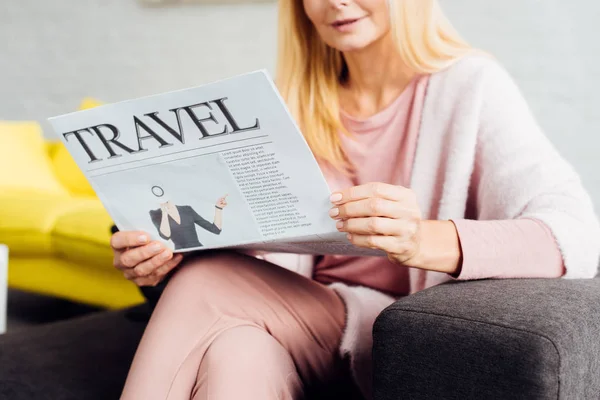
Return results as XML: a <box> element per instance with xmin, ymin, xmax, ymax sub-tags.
<box><xmin>148</xmin><ymin>185</ymin><xmax>228</xmax><ymax>250</ymax></box>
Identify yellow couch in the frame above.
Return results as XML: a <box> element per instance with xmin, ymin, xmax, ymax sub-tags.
<box><xmin>0</xmin><ymin>103</ymin><xmax>145</xmax><ymax>309</ymax></box>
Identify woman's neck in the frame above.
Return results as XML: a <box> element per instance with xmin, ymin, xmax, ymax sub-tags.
<box><xmin>341</xmin><ymin>33</ymin><xmax>415</xmax><ymax>118</ymax></box>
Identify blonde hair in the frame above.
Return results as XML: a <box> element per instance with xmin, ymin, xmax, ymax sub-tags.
<box><xmin>275</xmin><ymin>0</ymin><xmax>474</xmax><ymax>172</ymax></box>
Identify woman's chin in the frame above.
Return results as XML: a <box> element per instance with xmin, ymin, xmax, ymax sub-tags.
<box><xmin>327</xmin><ymin>36</ymin><xmax>379</xmax><ymax>54</ymax></box>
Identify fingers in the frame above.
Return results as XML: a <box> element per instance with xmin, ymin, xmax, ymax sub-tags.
<box><xmin>123</xmin><ymin>253</ymin><xmax>184</xmax><ymax>285</ymax></box>
<box><xmin>128</xmin><ymin>256</ymin><xmax>179</xmax><ymax>287</ymax></box>
<box><xmin>115</xmin><ymin>241</ymin><xmax>168</xmax><ymax>270</ymax></box>
<box><xmin>330</xmin><ymin>198</ymin><xmax>417</xmax><ymax>220</ymax></box>
<box><xmin>110</xmin><ymin>231</ymin><xmax>151</xmax><ymax>251</ymax></box>
<box><xmin>132</xmin><ymin>250</ymin><xmax>173</xmax><ymax>277</ymax></box>
<box><xmin>330</xmin><ymin>182</ymin><xmax>410</xmax><ymax>205</ymax></box>
<box><xmin>336</xmin><ymin>217</ymin><xmax>418</xmax><ymax>237</ymax></box>
<box><xmin>111</xmin><ymin>231</ymin><xmax>184</xmax><ymax>287</ymax></box>
<box><xmin>130</xmin><ymin>276</ymin><xmax>163</xmax><ymax>287</ymax></box>
<box><xmin>347</xmin><ymin>233</ymin><xmax>420</xmax><ymax>265</ymax></box>
<box><xmin>346</xmin><ymin>234</ymin><xmax>408</xmax><ymax>253</ymax></box>
<box><xmin>216</xmin><ymin>195</ymin><xmax>228</xmax><ymax>208</ymax></box>
<box><xmin>128</xmin><ymin>246</ymin><xmax>171</xmax><ymax>275</ymax></box>
<box><xmin>154</xmin><ymin>253</ymin><xmax>184</xmax><ymax>278</ymax></box>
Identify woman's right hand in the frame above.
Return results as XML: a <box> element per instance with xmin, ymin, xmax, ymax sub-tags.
<box><xmin>111</xmin><ymin>231</ymin><xmax>184</xmax><ymax>287</ymax></box>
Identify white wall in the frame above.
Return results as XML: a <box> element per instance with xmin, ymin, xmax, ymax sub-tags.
<box><xmin>440</xmin><ymin>0</ymin><xmax>600</xmax><ymax>215</ymax></box>
<box><xmin>1</xmin><ymin>0</ymin><xmax>599</xmax><ymax>213</ymax></box>
<box><xmin>0</xmin><ymin>0</ymin><xmax>278</xmax><ymax>125</ymax></box>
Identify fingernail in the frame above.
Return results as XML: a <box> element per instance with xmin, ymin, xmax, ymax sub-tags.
<box><xmin>151</xmin><ymin>243</ymin><xmax>162</xmax><ymax>252</ymax></box>
<box><xmin>336</xmin><ymin>221</ymin><xmax>344</xmax><ymax>230</ymax></box>
<box><xmin>330</xmin><ymin>193</ymin><xmax>342</xmax><ymax>203</ymax></box>
<box><xmin>329</xmin><ymin>208</ymin><xmax>339</xmax><ymax>217</ymax></box>
<box><xmin>138</xmin><ymin>235</ymin><xmax>148</xmax><ymax>244</ymax></box>
<box><xmin>160</xmin><ymin>251</ymin><xmax>171</xmax><ymax>260</ymax></box>
<box><xmin>347</xmin><ymin>234</ymin><xmax>352</xmax><ymax>240</ymax></box>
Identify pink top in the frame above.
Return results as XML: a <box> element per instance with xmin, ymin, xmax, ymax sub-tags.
<box><xmin>314</xmin><ymin>74</ymin><xmax>565</xmax><ymax>296</ymax></box>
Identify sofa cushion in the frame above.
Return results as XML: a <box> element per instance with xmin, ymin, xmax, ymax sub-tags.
<box><xmin>0</xmin><ymin>306</ymin><xmax>360</xmax><ymax>399</ymax></box>
<box><xmin>50</xmin><ymin>143</ymin><xmax>97</xmax><ymax>198</ymax></box>
<box><xmin>46</xmin><ymin>140</ymin><xmax>63</xmax><ymax>159</ymax></box>
<box><xmin>0</xmin><ymin>192</ymin><xmax>111</xmax><ymax>260</ymax></box>
<box><xmin>0</xmin><ymin>121</ymin><xmax>67</xmax><ymax>195</ymax></box>
<box><xmin>78</xmin><ymin>97</ymin><xmax>103</xmax><ymax>110</ymax></box>
<box><xmin>373</xmin><ymin>278</ymin><xmax>600</xmax><ymax>400</ymax></box>
<box><xmin>51</xmin><ymin>199</ymin><xmax>114</xmax><ymax>270</ymax></box>
<box><xmin>0</xmin><ymin>307</ymin><xmax>148</xmax><ymax>400</ymax></box>
<box><xmin>48</xmin><ymin>97</ymin><xmax>103</xmax><ymax>198</ymax></box>
<box><xmin>0</xmin><ymin>190</ymin><xmax>74</xmax><ymax>255</ymax></box>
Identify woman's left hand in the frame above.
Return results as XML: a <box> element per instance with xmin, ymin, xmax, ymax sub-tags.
<box><xmin>216</xmin><ymin>194</ymin><xmax>228</xmax><ymax>209</ymax></box>
<box><xmin>329</xmin><ymin>182</ymin><xmax>424</xmax><ymax>267</ymax></box>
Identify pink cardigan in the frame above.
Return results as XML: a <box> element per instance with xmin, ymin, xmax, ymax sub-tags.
<box><xmin>315</xmin><ymin>72</ymin><xmax>564</xmax><ymax>295</ymax></box>
<box><xmin>258</xmin><ymin>56</ymin><xmax>600</xmax><ymax>399</ymax></box>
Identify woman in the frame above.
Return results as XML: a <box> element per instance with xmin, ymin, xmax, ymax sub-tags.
<box><xmin>148</xmin><ymin>185</ymin><xmax>228</xmax><ymax>250</ymax></box>
<box><xmin>114</xmin><ymin>1</ymin><xmax>600</xmax><ymax>399</ymax></box>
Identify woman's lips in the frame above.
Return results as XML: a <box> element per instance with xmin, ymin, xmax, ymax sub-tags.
<box><xmin>331</xmin><ymin>17</ymin><xmax>363</xmax><ymax>32</ymax></box>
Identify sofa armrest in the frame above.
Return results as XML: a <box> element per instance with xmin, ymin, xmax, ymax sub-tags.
<box><xmin>373</xmin><ymin>278</ymin><xmax>600</xmax><ymax>400</ymax></box>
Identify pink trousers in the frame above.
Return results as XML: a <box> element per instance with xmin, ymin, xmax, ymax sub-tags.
<box><xmin>120</xmin><ymin>251</ymin><xmax>357</xmax><ymax>400</ymax></box>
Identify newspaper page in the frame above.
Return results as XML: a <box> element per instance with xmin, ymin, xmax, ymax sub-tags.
<box><xmin>48</xmin><ymin>71</ymin><xmax>384</xmax><ymax>257</ymax></box>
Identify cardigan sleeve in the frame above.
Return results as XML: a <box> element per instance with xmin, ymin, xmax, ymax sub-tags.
<box><xmin>450</xmin><ymin>218</ymin><xmax>564</xmax><ymax>280</ymax></box>
<box><xmin>450</xmin><ymin>60</ymin><xmax>599</xmax><ymax>280</ymax></box>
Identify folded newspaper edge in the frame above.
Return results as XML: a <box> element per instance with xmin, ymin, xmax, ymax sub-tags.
<box><xmin>48</xmin><ymin>70</ymin><xmax>385</xmax><ymax>257</ymax></box>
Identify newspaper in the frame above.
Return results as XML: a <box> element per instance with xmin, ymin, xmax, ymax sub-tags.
<box><xmin>49</xmin><ymin>70</ymin><xmax>384</xmax><ymax>257</ymax></box>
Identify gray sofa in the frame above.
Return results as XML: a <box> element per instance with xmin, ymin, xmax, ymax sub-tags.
<box><xmin>373</xmin><ymin>278</ymin><xmax>600</xmax><ymax>399</ymax></box>
<box><xmin>1</xmin><ymin>278</ymin><xmax>599</xmax><ymax>399</ymax></box>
